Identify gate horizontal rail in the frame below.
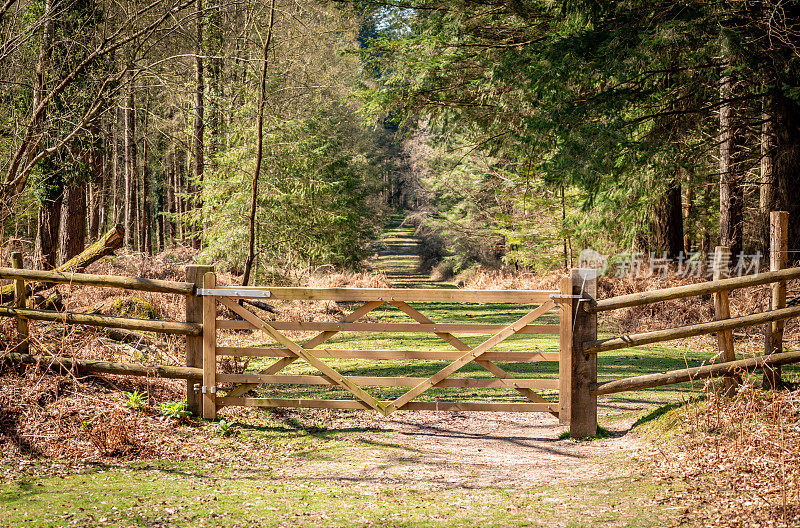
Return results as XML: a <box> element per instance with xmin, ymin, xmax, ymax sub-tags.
<box><xmin>216</xmin><ymin>320</ymin><xmax>559</xmax><ymax>334</ymax></box>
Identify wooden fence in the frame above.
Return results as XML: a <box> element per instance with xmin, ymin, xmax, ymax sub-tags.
<box><xmin>4</xmin><ymin>211</ymin><xmax>800</xmax><ymax>439</ymax></box>
<box><xmin>0</xmin><ymin>256</ymin><xmax>212</xmax><ymax>414</ymax></box>
<box><xmin>568</xmin><ymin>211</ymin><xmax>800</xmax><ymax>437</ymax></box>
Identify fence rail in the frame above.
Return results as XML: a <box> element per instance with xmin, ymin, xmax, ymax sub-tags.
<box><xmin>0</xmin><ymin>266</ymin><xmax>195</xmax><ymax>295</ymax></box>
<box><xmin>586</xmin><ymin>266</ymin><xmax>800</xmax><ymax>314</ymax></box>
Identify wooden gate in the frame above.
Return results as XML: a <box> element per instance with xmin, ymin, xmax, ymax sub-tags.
<box><xmin>198</xmin><ymin>271</ymin><xmax>581</xmax><ymax>421</ymax></box>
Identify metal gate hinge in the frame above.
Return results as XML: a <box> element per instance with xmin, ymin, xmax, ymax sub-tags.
<box><xmin>201</xmin><ymin>386</ymin><xmax>217</xmax><ymax>394</ymax></box>
<box><xmin>550</xmin><ymin>294</ymin><xmax>589</xmax><ymax>300</ymax></box>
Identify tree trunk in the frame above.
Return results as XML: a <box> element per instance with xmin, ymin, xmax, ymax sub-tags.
<box><xmin>112</xmin><ymin>106</ymin><xmax>121</xmax><ymax>222</ymax></box>
<box><xmin>35</xmin><ymin>193</ymin><xmax>61</xmax><ymax>270</ymax></box>
<box><xmin>88</xmin><ymin>122</ymin><xmax>104</xmax><ymax>242</ymax></box>
<box><xmin>649</xmin><ymin>175</ymin><xmax>684</xmax><ymax>259</ymax></box>
<box><xmin>124</xmin><ymin>80</ymin><xmax>137</xmax><ymax>250</ymax></box>
<box><xmin>140</xmin><ymin>93</ymin><xmax>151</xmax><ymax>255</ymax></box>
<box><xmin>759</xmin><ymin>95</ymin><xmax>776</xmax><ymax>254</ymax></box>
<box><xmin>719</xmin><ymin>48</ymin><xmax>744</xmax><ymax>260</ymax></box>
<box><xmin>683</xmin><ymin>177</ymin><xmax>693</xmax><ymax>254</ymax></box>
<box><xmin>771</xmin><ymin>93</ymin><xmax>800</xmax><ymax>261</ymax></box>
<box><xmin>57</xmin><ymin>181</ymin><xmax>86</xmax><ymax>264</ymax></box>
<box><xmin>32</xmin><ymin>0</ymin><xmax>56</xmax><ymax>270</ymax></box>
<box><xmin>192</xmin><ymin>0</ymin><xmax>205</xmax><ymax>250</ymax></box>
<box><xmin>242</xmin><ymin>0</ymin><xmax>277</xmax><ymax>287</ymax></box>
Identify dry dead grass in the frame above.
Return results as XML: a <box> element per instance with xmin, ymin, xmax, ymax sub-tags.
<box><xmin>651</xmin><ymin>384</ymin><xmax>800</xmax><ymax>528</ymax></box>
<box><xmin>464</xmin><ymin>268</ymin><xmax>800</xmax><ymax>345</ymax></box>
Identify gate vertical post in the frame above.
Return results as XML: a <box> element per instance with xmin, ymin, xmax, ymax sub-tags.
<box><xmin>712</xmin><ymin>246</ymin><xmax>737</xmax><ymax>395</ymax></box>
<box><xmin>558</xmin><ymin>276</ymin><xmax>573</xmax><ymax>425</ymax></box>
<box><xmin>11</xmin><ymin>252</ymin><xmax>29</xmax><ymax>354</ymax></box>
<box><xmin>570</xmin><ymin>268</ymin><xmax>597</xmax><ymax>438</ymax></box>
<box><xmin>186</xmin><ymin>265</ymin><xmax>213</xmax><ymax>416</ymax></box>
<box><xmin>202</xmin><ymin>271</ymin><xmax>218</xmax><ymax>420</ymax></box>
<box><xmin>764</xmin><ymin>211</ymin><xmax>788</xmax><ymax>389</ymax></box>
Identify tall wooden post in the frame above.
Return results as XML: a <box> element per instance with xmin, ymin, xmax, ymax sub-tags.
<box><xmin>202</xmin><ymin>271</ymin><xmax>217</xmax><ymax>420</ymax></box>
<box><xmin>712</xmin><ymin>246</ymin><xmax>737</xmax><ymax>395</ymax></box>
<box><xmin>11</xmin><ymin>252</ymin><xmax>29</xmax><ymax>354</ymax></box>
<box><xmin>570</xmin><ymin>268</ymin><xmax>597</xmax><ymax>438</ymax></box>
<box><xmin>558</xmin><ymin>276</ymin><xmax>573</xmax><ymax>425</ymax></box>
<box><xmin>764</xmin><ymin>211</ymin><xmax>788</xmax><ymax>389</ymax></box>
<box><xmin>185</xmin><ymin>264</ymin><xmax>213</xmax><ymax>416</ymax></box>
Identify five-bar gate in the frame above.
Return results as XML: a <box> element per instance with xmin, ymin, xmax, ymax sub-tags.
<box><xmin>197</xmin><ymin>270</ymin><xmax>596</xmax><ymax>424</ymax></box>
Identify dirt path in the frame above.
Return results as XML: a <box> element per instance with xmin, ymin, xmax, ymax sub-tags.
<box><xmin>347</xmin><ymin>218</ymin><xmax>653</xmax><ymax>489</ymax></box>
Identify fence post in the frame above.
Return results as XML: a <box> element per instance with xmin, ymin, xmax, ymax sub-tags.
<box><xmin>11</xmin><ymin>252</ymin><xmax>29</xmax><ymax>354</ymax></box>
<box><xmin>202</xmin><ymin>271</ymin><xmax>217</xmax><ymax>420</ymax></box>
<box><xmin>712</xmin><ymin>245</ymin><xmax>737</xmax><ymax>395</ymax></box>
<box><xmin>764</xmin><ymin>211</ymin><xmax>788</xmax><ymax>389</ymax></box>
<box><xmin>570</xmin><ymin>268</ymin><xmax>597</xmax><ymax>438</ymax></box>
<box><xmin>558</xmin><ymin>276</ymin><xmax>573</xmax><ymax>425</ymax></box>
<box><xmin>185</xmin><ymin>264</ymin><xmax>213</xmax><ymax>416</ymax></box>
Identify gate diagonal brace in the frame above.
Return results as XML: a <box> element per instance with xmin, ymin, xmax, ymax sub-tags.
<box><xmin>384</xmin><ymin>300</ymin><xmax>556</xmax><ymax>415</ymax></box>
<box><xmin>219</xmin><ymin>297</ymin><xmax>386</xmax><ymax>414</ymax></box>
<box><xmin>225</xmin><ymin>300</ymin><xmax>384</xmax><ymax>398</ymax></box>
<box><xmin>388</xmin><ymin>300</ymin><xmax>558</xmax><ymax>417</ymax></box>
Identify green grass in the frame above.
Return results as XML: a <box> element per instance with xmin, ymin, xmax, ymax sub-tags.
<box><xmin>0</xmin><ymin>460</ymin><xmax>680</xmax><ymax>528</ymax></box>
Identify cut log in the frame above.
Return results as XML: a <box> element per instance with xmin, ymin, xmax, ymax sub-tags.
<box><xmin>4</xmin><ymin>352</ymin><xmax>202</xmax><ymax>380</ymax></box>
<box><xmin>104</xmin><ymin>327</ymin><xmax>157</xmax><ymax>346</ymax></box>
<box><xmin>0</xmin><ymin>224</ymin><xmax>125</xmax><ymax>303</ymax></box>
<box><xmin>0</xmin><ymin>305</ymin><xmax>202</xmax><ymax>336</ymax></box>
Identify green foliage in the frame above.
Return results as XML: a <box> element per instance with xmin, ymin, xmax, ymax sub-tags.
<box><xmin>217</xmin><ymin>419</ymin><xmax>235</xmax><ymax>437</ymax></box>
<box><xmin>121</xmin><ymin>391</ymin><xmax>146</xmax><ymax>411</ymax></box>
<box><xmin>358</xmin><ymin>1</ymin><xmax>800</xmax><ymax>263</ymax></box>
<box><xmin>558</xmin><ymin>425</ymin><xmax>612</xmax><ymax>441</ymax></box>
<box><xmin>159</xmin><ymin>401</ymin><xmax>190</xmax><ymax>422</ymax></box>
<box><xmin>197</xmin><ymin>9</ymin><xmax>395</xmax><ymax>277</ymax></box>
<box><xmin>111</xmin><ymin>297</ymin><xmax>160</xmax><ymax>320</ymax></box>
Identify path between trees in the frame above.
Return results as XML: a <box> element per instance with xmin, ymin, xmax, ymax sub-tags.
<box><xmin>318</xmin><ymin>218</ymin><xmax>670</xmax><ymax>503</ymax></box>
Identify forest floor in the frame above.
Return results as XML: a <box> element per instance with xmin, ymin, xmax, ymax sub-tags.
<box><xmin>3</xmin><ymin>218</ymin><xmax>798</xmax><ymax>527</ymax></box>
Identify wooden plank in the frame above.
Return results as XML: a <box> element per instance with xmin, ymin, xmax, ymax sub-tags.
<box><xmin>570</xmin><ymin>269</ymin><xmax>597</xmax><ymax>438</ymax></box>
<box><xmin>217</xmin><ymin>397</ymin><xmax>557</xmax><ymax>413</ymax></box>
<box><xmin>223</xmin><ymin>301</ymin><xmax>383</xmax><ymax>398</ymax></box>
<box><xmin>202</xmin><ymin>272</ymin><xmax>217</xmax><ymax>420</ymax></box>
<box><xmin>472</xmin><ymin>359</ymin><xmax>559</xmax><ymax>418</ymax></box>
<box><xmin>712</xmin><ymin>246</ymin><xmax>737</xmax><ymax>395</ymax></box>
<box><xmin>558</xmin><ymin>276</ymin><xmax>572</xmax><ymax>425</ymax></box>
<box><xmin>592</xmin><ymin>349</ymin><xmax>800</xmax><ymax>396</ymax></box>
<box><xmin>219</xmin><ymin>297</ymin><xmax>385</xmax><ymax>413</ymax></box>
<box><xmin>0</xmin><ymin>305</ymin><xmax>202</xmax><ymax>335</ymax></box>
<box><xmin>215</xmin><ymin>347</ymin><xmax>560</xmax><ymax>362</ymax></box>
<box><xmin>11</xmin><ymin>252</ymin><xmax>29</xmax><ymax>354</ymax></box>
<box><xmin>584</xmin><ymin>303</ymin><xmax>800</xmax><ymax>354</ymax></box>
<box><xmin>225</xmin><ymin>287</ymin><xmax>557</xmax><ymax>303</ymax></box>
<box><xmin>0</xmin><ymin>266</ymin><xmax>195</xmax><ymax>294</ymax></box>
<box><xmin>216</xmin><ymin>373</ymin><xmax>559</xmax><ymax>389</ymax></box>
<box><xmin>185</xmin><ymin>265</ymin><xmax>213</xmax><ymax>416</ymax></box>
<box><xmin>765</xmin><ymin>211</ymin><xmax>788</xmax><ymax>389</ymax></box>
<box><xmin>215</xmin><ymin>320</ymin><xmax>560</xmax><ymax>334</ymax></box>
<box><xmin>385</xmin><ymin>300</ymin><xmax>556</xmax><ymax>414</ymax></box>
<box><xmin>588</xmin><ymin>265</ymin><xmax>800</xmax><ymax>314</ymax></box>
